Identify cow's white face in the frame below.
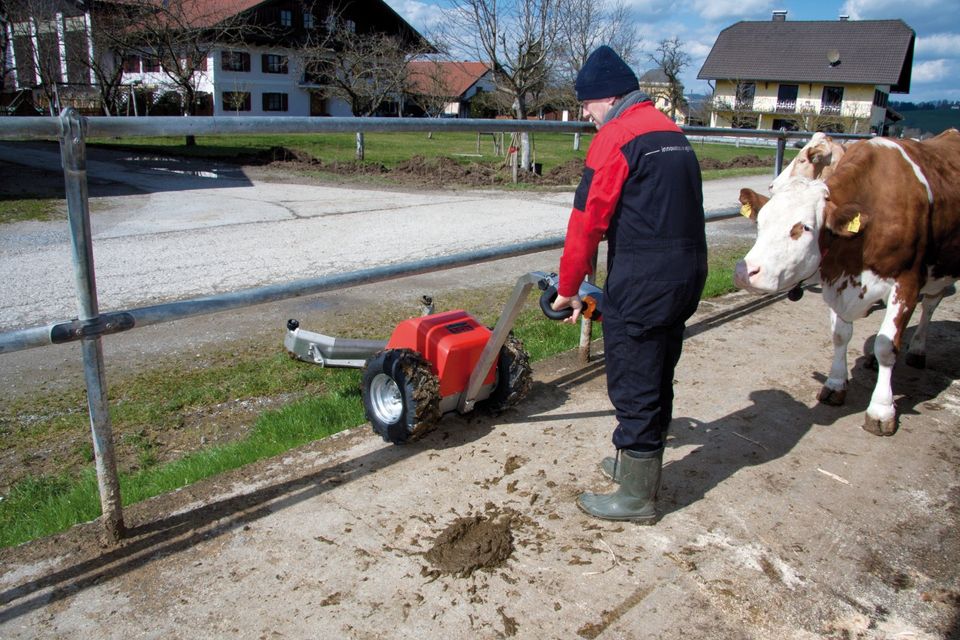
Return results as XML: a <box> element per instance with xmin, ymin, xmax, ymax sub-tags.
<box><xmin>735</xmin><ymin>177</ymin><xmax>827</xmax><ymax>293</ymax></box>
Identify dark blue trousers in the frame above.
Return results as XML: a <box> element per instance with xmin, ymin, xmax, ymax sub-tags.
<box><xmin>603</xmin><ymin>314</ymin><xmax>686</xmax><ymax>453</ymax></box>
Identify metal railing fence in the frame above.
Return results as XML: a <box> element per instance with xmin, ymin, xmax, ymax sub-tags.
<box><xmin>0</xmin><ymin>110</ymin><xmax>869</xmax><ymax>543</ymax></box>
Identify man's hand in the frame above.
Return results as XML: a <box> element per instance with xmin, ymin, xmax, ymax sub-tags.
<box><xmin>551</xmin><ymin>294</ymin><xmax>583</xmax><ymax>324</ymax></box>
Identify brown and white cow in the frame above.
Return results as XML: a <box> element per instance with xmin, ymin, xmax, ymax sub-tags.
<box><xmin>734</xmin><ymin>129</ymin><xmax>960</xmax><ymax>436</ymax></box>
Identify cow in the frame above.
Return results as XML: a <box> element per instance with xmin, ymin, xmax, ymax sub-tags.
<box><xmin>734</xmin><ymin>129</ymin><xmax>960</xmax><ymax>436</ymax></box>
<box><xmin>769</xmin><ymin>132</ymin><xmax>849</xmax><ymax>192</ymax></box>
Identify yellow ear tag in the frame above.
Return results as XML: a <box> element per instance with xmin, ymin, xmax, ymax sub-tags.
<box><xmin>740</xmin><ymin>203</ymin><xmax>753</xmax><ymax>218</ymax></box>
<box><xmin>846</xmin><ymin>213</ymin><xmax>862</xmax><ymax>233</ymax></box>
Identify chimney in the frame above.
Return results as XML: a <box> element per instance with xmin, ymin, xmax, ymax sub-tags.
<box><xmin>772</xmin><ymin>10</ymin><xmax>787</xmax><ymax>21</ymax></box>
<box><xmin>839</xmin><ymin>15</ymin><xmax>849</xmax><ymax>21</ymax></box>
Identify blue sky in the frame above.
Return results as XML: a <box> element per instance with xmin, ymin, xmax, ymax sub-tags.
<box><xmin>384</xmin><ymin>0</ymin><xmax>960</xmax><ymax>103</ymax></box>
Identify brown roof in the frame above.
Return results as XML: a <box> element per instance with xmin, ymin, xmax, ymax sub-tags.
<box><xmin>697</xmin><ymin>19</ymin><xmax>915</xmax><ymax>93</ymax></box>
<box><xmin>406</xmin><ymin>61</ymin><xmax>491</xmax><ymax>97</ymax></box>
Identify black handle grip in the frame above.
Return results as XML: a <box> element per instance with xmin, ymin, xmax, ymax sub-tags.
<box><xmin>539</xmin><ymin>285</ymin><xmax>574</xmax><ymax>320</ymax></box>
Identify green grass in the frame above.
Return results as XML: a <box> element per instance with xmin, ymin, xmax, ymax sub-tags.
<box><xmin>0</xmin><ymin>198</ymin><xmax>63</xmax><ymax>223</ymax></box>
<box><xmin>0</xmin><ymin>245</ymin><xmax>750</xmax><ymax>547</ymax></box>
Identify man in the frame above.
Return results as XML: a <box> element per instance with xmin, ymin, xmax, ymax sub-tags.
<box><xmin>551</xmin><ymin>46</ymin><xmax>707</xmax><ymax>524</ymax></box>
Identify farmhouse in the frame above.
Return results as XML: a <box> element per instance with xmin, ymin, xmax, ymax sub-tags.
<box><xmin>403</xmin><ymin>61</ymin><xmax>495</xmax><ymax>118</ymax></box>
<box><xmin>698</xmin><ymin>10</ymin><xmax>915</xmax><ymax>135</ymax></box>
<box><xmin>2</xmin><ymin>0</ymin><xmax>427</xmax><ymax>117</ymax></box>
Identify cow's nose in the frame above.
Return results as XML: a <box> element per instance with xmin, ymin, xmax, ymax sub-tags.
<box><xmin>734</xmin><ymin>260</ymin><xmax>760</xmax><ymax>288</ymax></box>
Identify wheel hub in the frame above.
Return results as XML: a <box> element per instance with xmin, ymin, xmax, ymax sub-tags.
<box><xmin>369</xmin><ymin>373</ymin><xmax>403</xmax><ymax>424</ymax></box>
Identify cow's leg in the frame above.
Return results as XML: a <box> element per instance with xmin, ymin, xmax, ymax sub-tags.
<box><xmin>905</xmin><ymin>291</ymin><xmax>944</xmax><ymax>368</ymax></box>
<box><xmin>863</xmin><ymin>284</ymin><xmax>917</xmax><ymax>436</ymax></box>
<box><xmin>818</xmin><ymin>309</ymin><xmax>852</xmax><ymax>406</ymax></box>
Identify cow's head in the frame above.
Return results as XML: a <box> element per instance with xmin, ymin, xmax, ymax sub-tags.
<box><xmin>770</xmin><ymin>132</ymin><xmax>846</xmax><ymax>191</ymax></box>
<box><xmin>734</xmin><ymin>177</ymin><xmax>828</xmax><ymax>293</ymax></box>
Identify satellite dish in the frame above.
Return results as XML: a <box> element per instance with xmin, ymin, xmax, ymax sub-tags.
<box><xmin>827</xmin><ymin>50</ymin><xmax>841</xmax><ymax>66</ymax></box>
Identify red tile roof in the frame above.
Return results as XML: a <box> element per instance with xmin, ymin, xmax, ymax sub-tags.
<box><xmin>406</xmin><ymin>61</ymin><xmax>491</xmax><ymax>97</ymax></box>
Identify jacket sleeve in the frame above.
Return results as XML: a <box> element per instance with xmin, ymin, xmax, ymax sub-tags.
<box><xmin>558</xmin><ymin>132</ymin><xmax>630</xmax><ymax>297</ymax></box>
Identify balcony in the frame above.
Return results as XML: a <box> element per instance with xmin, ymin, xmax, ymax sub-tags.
<box><xmin>775</xmin><ymin>100</ymin><xmax>796</xmax><ymax>113</ymax></box>
<box><xmin>820</xmin><ymin>104</ymin><xmax>842</xmax><ymax>115</ymax></box>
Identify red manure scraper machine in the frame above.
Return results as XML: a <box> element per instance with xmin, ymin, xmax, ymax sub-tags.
<box><xmin>283</xmin><ymin>271</ymin><xmax>603</xmax><ymax>444</ymax></box>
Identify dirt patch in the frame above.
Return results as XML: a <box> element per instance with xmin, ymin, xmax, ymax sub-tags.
<box><xmin>423</xmin><ymin>508</ymin><xmax>516</xmax><ymax>577</ymax></box>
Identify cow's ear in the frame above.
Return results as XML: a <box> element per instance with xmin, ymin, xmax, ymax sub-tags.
<box><xmin>738</xmin><ymin>188</ymin><xmax>768</xmax><ymax>222</ymax></box>
<box><xmin>807</xmin><ymin>142</ymin><xmax>831</xmax><ymax>165</ymax></box>
<box><xmin>824</xmin><ymin>202</ymin><xmax>867</xmax><ymax>238</ymax></box>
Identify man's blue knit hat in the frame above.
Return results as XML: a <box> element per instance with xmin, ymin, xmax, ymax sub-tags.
<box><xmin>575</xmin><ymin>46</ymin><xmax>639</xmax><ymax>101</ymax></box>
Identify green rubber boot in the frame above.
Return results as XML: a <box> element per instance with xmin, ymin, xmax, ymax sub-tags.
<box><xmin>600</xmin><ymin>422</ymin><xmax>670</xmax><ymax>483</ymax></box>
<box><xmin>579</xmin><ymin>448</ymin><xmax>663</xmax><ymax>524</ymax></box>
<box><xmin>600</xmin><ymin>455</ymin><xmax>620</xmax><ymax>482</ymax></box>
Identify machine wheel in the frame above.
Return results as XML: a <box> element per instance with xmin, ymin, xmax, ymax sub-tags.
<box><xmin>361</xmin><ymin>349</ymin><xmax>441</xmax><ymax>444</ymax></box>
<box><xmin>481</xmin><ymin>333</ymin><xmax>532</xmax><ymax>412</ymax></box>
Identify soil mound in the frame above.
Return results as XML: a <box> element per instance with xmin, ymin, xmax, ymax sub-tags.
<box><xmin>424</xmin><ymin>511</ymin><xmax>514</xmax><ymax>577</ymax></box>
<box><xmin>698</xmin><ymin>154</ymin><xmax>770</xmax><ymax>170</ymax></box>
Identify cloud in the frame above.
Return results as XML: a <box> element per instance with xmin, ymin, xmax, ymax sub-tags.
<box><xmin>384</xmin><ymin>0</ymin><xmax>449</xmax><ymax>33</ymax></box>
<box><xmin>916</xmin><ymin>33</ymin><xmax>960</xmax><ymax>56</ymax></box>
<box><xmin>911</xmin><ymin>59</ymin><xmax>952</xmax><ymax>83</ymax></box>
<box><xmin>841</xmin><ymin>0</ymin><xmax>960</xmax><ymax>33</ymax></box>
<box><xmin>693</xmin><ymin>0</ymin><xmax>771</xmax><ymax>21</ymax></box>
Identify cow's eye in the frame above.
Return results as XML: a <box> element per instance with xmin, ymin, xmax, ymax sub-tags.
<box><xmin>802</xmin><ymin>224</ymin><xmax>813</xmax><ymax>232</ymax></box>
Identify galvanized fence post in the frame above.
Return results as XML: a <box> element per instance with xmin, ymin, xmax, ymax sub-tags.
<box><xmin>775</xmin><ymin>131</ymin><xmax>787</xmax><ymax>177</ymax></box>
<box><xmin>57</xmin><ymin>108</ymin><xmax>125</xmax><ymax>543</ymax></box>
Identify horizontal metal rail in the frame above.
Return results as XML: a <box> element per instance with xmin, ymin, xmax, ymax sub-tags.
<box><xmin>0</xmin><ymin>114</ymin><xmax>870</xmax><ymax>141</ymax></box>
<box><xmin>0</xmin><ymin>237</ymin><xmax>566</xmax><ymax>354</ymax></box>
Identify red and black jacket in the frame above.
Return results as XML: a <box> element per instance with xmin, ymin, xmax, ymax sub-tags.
<box><xmin>559</xmin><ymin>100</ymin><xmax>706</xmax><ymax>331</ymax></box>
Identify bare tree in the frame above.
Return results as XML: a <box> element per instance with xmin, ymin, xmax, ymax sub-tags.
<box><xmin>3</xmin><ymin>0</ymin><xmax>77</xmax><ymax>114</ymax></box>
<box><xmin>556</xmin><ymin>0</ymin><xmax>638</xmax><ymax>84</ymax></box>
<box><xmin>406</xmin><ymin>58</ymin><xmax>457</xmax><ymax>119</ymax></box>
<box><xmin>648</xmin><ymin>36</ymin><xmax>689</xmax><ymax>121</ymax></box>
<box><xmin>301</xmin><ymin>26</ymin><xmax>416</xmax><ymax>117</ymax></box>
<box><xmin>441</xmin><ymin>0</ymin><xmax>562</xmax><ymax>170</ymax></box>
<box><xmin>100</xmin><ymin>0</ymin><xmax>264</xmax><ymax>140</ymax></box>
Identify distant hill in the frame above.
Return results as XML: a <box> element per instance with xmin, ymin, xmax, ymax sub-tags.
<box><xmin>894</xmin><ymin>109</ymin><xmax>960</xmax><ymax>136</ymax></box>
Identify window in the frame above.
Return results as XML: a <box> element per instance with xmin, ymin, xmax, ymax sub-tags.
<box><xmin>261</xmin><ymin>54</ymin><xmax>288</xmax><ymax>74</ymax></box>
<box><xmin>873</xmin><ymin>89</ymin><xmax>889</xmax><ymax>108</ymax></box>
<box><xmin>122</xmin><ymin>55</ymin><xmax>141</xmax><ymax>73</ymax></box>
<box><xmin>262</xmin><ymin>92</ymin><xmax>289</xmax><ymax>111</ymax></box>
<box><xmin>143</xmin><ymin>57</ymin><xmax>161</xmax><ymax>72</ymax></box>
<box><xmin>735</xmin><ymin>82</ymin><xmax>755</xmax><ymax>111</ymax></box>
<box><xmin>279</xmin><ymin>9</ymin><xmax>292</xmax><ymax>27</ymax></box>
<box><xmin>776</xmin><ymin>84</ymin><xmax>798</xmax><ymax>112</ymax></box>
<box><xmin>771</xmin><ymin>118</ymin><xmax>799</xmax><ymax>132</ymax></box>
<box><xmin>344</xmin><ymin>19</ymin><xmax>356</xmax><ymax>33</ymax></box>
<box><xmin>221</xmin><ymin>50</ymin><xmax>250</xmax><ymax>72</ymax></box>
<box><xmin>303</xmin><ymin>12</ymin><xmax>315</xmax><ymax>28</ymax></box>
<box><xmin>223</xmin><ymin>91</ymin><xmax>251</xmax><ymax>111</ymax></box>
<box><xmin>821</xmin><ymin>86</ymin><xmax>843</xmax><ymax>114</ymax></box>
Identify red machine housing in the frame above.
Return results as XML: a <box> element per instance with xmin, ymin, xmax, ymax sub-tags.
<box><xmin>386</xmin><ymin>310</ymin><xmax>496</xmax><ymax>398</ymax></box>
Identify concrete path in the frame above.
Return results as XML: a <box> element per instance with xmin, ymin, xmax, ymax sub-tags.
<box><xmin>0</xmin><ymin>284</ymin><xmax>957</xmax><ymax>639</ymax></box>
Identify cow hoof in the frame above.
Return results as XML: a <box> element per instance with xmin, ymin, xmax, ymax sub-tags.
<box><xmin>817</xmin><ymin>386</ymin><xmax>847</xmax><ymax>406</ymax></box>
<box><xmin>905</xmin><ymin>352</ymin><xmax>926</xmax><ymax>369</ymax></box>
<box><xmin>863</xmin><ymin>354</ymin><xmax>878</xmax><ymax>371</ymax></box>
<box><xmin>862</xmin><ymin>415</ymin><xmax>898</xmax><ymax>436</ymax></box>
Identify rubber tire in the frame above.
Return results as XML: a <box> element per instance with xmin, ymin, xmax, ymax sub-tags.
<box><xmin>361</xmin><ymin>349</ymin><xmax>441</xmax><ymax>444</ymax></box>
<box><xmin>481</xmin><ymin>334</ymin><xmax>532</xmax><ymax>412</ymax></box>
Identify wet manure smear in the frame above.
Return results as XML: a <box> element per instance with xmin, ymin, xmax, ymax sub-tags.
<box><xmin>424</xmin><ymin>513</ymin><xmax>514</xmax><ymax>578</ymax></box>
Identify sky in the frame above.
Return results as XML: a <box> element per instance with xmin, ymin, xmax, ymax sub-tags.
<box><xmin>383</xmin><ymin>0</ymin><xmax>960</xmax><ymax>103</ymax></box>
